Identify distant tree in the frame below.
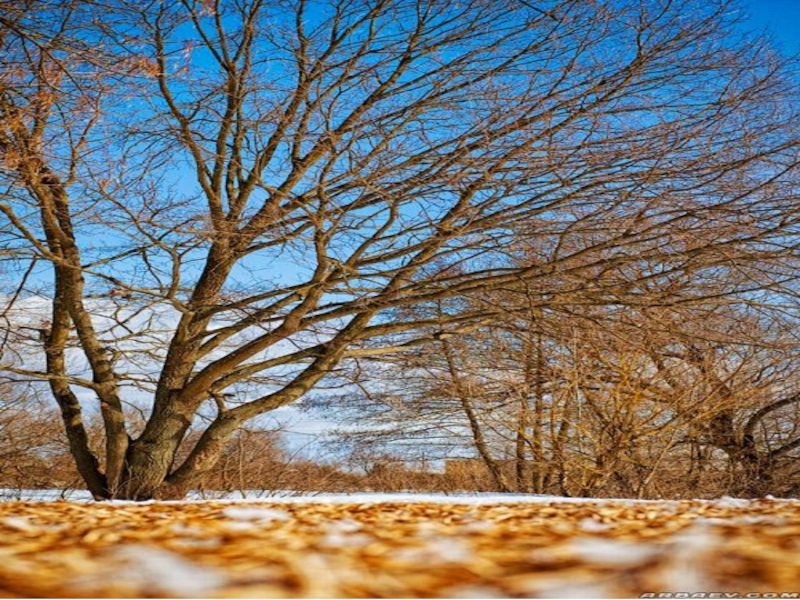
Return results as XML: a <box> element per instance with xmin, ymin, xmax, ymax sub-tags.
<box><xmin>0</xmin><ymin>0</ymin><xmax>798</xmax><ymax>499</ymax></box>
<box><xmin>0</xmin><ymin>383</ymin><xmax>81</xmax><ymax>489</ymax></box>
<box><xmin>321</xmin><ymin>295</ymin><xmax>800</xmax><ymax>498</ymax></box>
<box><xmin>187</xmin><ymin>427</ymin><xmax>286</xmax><ymax>493</ymax></box>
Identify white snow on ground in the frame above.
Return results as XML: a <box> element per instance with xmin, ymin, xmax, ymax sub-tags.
<box><xmin>220</xmin><ymin>506</ymin><xmax>292</xmax><ymax>521</ymax></box>
<box><xmin>656</xmin><ymin>521</ymin><xmax>721</xmax><ymax>593</ymax></box>
<box><xmin>0</xmin><ymin>516</ymin><xmax>36</xmax><ymax>531</ymax></box>
<box><xmin>73</xmin><ymin>545</ymin><xmax>226</xmax><ymax>596</ymax></box>
<box><xmin>217</xmin><ymin>506</ymin><xmax>294</xmax><ymax>531</ymax></box>
<box><xmin>0</xmin><ymin>488</ymin><xmax>634</xmax><ymax>503</ymax></box>
<box><xmin>194</xmin><ymin>491</ymin><xmax>602</xmax><ymax>504</ymax></box>
<box><xmin>0</xmin><ymin>488</ymin><xmax>795</xmax><ymax>505</ymax></box>
<box><xmin>0</xmin><ymin>489</ymin><xmax>95</xmax><ymax>501</ymax></box>
<box><xmin>566</xmin><ymin>537</ymin><xmax>661</xmax><ymax>567</ymax></box>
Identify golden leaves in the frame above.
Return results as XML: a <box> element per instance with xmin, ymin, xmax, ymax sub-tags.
<box><xmin>0</xmin><ymin>498</ymin><xmax>798</xmax><ymax>597</ymax></box>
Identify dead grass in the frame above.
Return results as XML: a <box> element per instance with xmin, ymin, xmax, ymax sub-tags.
<box><xmin>0</xmin><ymin>498</ymin><xmax>799</xmax><ymax>598</ymax></box>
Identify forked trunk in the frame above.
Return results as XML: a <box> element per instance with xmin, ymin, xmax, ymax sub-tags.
<box><xmin>102</xmin><ymin>439</ymin><xmax>227</xmax><ymax>500</ymax></box>
<box><xmin>108</xmin><ymin>413</ymin><xmax>241</xmax><ymax>500</ymax></box>
<box><xmin>120</xmin><ymin>443</ymin><xmax>184</xmax><ymax>500</ymax></box>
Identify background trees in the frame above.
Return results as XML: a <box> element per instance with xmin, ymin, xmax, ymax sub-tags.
<box><xmin>321</xmin><ymin>292</ymin><xmax>800</xmax><ymax>498</ymax></box>
<box><xmin>0</xmin><ymin>383</ymin><xmax>80</xmax><ymax>490</ymax></box>
<box><xmin>0</xmin><ymin>0</ymin><xmax>798</xmax><ymax>499</ymax></box>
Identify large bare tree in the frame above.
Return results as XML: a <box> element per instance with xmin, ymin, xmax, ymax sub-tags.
<box><xmin>0</xmin><ymin>0</ymin><xmax>798</xmax><ymax>499</ymax></box>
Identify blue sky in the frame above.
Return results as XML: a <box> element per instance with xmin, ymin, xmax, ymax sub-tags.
<box><xmin>745</xmin><ymin>0</ymin><xmax>800</xmax><ymax>53</ymax></box>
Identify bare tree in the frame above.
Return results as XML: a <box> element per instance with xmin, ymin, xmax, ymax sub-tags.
<box><xmin>0</xmin><ymin>381</ymin><xmax>83</xmax><ymax>490</ymax></box>
<box><xmin>0</xmin><ymin>0</ymin><xmax>798</xmax><ymax>499</ymax></box>
<box><xmin>321</xmin><ymin>296</ymin><xmax>800</xmax><ymax>498</ymax></box>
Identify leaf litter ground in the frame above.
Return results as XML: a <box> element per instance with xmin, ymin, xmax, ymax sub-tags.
<box><xmin>0</xmin><ymin>496</ymin><xmax>799</xmax><ymax>598</ymax></box>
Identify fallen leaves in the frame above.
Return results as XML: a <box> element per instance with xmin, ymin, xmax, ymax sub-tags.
<box><xmin>0</xmin><ymin>498</ymin><xmax>798</xmax><ymax>597</ymax></box>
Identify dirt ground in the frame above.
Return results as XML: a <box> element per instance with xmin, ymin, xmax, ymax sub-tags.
<box><xmin>0</xmin><ymin>498</ymin><xmax>799</xmax><ymax>598</ymax></box>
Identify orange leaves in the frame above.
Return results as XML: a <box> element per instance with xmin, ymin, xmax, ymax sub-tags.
<box><xmin>123</xmin><ymin>56</ymin><xmax>161</xmax><ymax>78</ymax></box>
<box><xmin>0</xmin><ymin>498</ymin><xmax>798</xmax><ymax>597</ymax></box>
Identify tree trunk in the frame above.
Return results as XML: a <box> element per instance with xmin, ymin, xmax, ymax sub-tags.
<box><xmin>441</xmin><ymin>340</ymin><xmax>513</xmax><ymax>493</ymax></box>
<box><xmin>118</xmin><ymin>397</ymin><xmax>205</xmax><ymax>500</ymax></box>
<box><xmin>106</xmin><ymin>421</ymin><xmax>237</xmax><ymax>500</ymax></box>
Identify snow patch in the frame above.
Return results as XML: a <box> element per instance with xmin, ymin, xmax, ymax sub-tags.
<box><xmin>712</xmin><ymin>496</ymin><xmax>753</xmax><ymax>509</ymax></box>
<box><xmin>319</xmin><ymin>531</ymin><xmax>373</xmax><ymax>548</ymax></box>
<box><xmin>392</xmin><ymin>538</ymin><xmax>473</xmax><ymax>564</ymax></box>
<box><xmin>220</xmin><ymin>506</ymin><xmax>291</xmax><ymax>522</ymax></box>
<box><xmin>74</xmin><ymin>545</ymin><xmax>225</xmax><ymax>596</ymax></box>
<box><xmin>578</xmin><ymin>517</ymin><xmax>612</xmax><ymax>532</ymax></box>
<box><xmin>0</xmin><ymin>516</ymin><xmax>35</xmax><ymax>531</ymax></box>
<box><xmin>659</xmin><ymin>523</ymin><xmax>720</xmax><ymax>592</ymax></box>
<box><xmin>569</xmin><ymin>537</ymin><xmax>661</xmax><ymax>566</ymax></box>
<box><xmin>324</xmin><ymin>518</ymin><xmax>363</xmax><ymax>533</ymax></box>
<box><xmin>0</xmin><ymin>489</ymin><xmax>93</xmax><ymax>502</ymax></box>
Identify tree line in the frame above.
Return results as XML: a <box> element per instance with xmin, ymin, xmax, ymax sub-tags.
<box><xmin>316</xmin><ymin>287</ymin><xmax>800</xmax><ymax>498</ymax></box>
